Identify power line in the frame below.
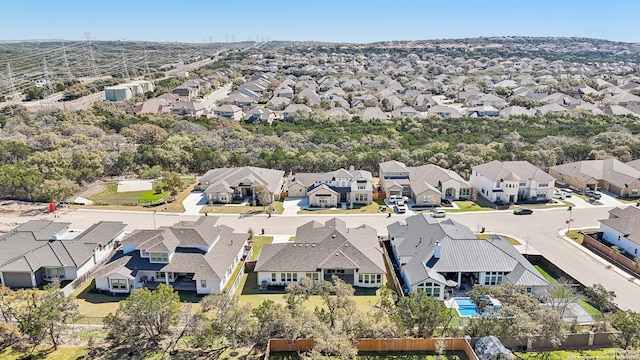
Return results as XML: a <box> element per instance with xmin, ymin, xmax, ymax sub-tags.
<box><xmin>121</xmin><ymin>51</ymin><xmax>130</xmax><ymax>79</ymax></box>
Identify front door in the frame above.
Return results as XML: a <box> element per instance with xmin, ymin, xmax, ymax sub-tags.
<box><xmin>340</xmin><ymin>193</ymin><xmax>347</xmax><ymax>202</ymax></box>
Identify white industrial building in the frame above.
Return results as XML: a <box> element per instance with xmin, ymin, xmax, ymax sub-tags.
<box><xmin>105</xmin><ymin>80</ymin><xmax>155</xmax><ymax>102</ymax></box>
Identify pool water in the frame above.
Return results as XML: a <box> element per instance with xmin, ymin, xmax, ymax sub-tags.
<box><xmin>455</xmin><ymin>297</ymin><xmax>494</xmax><ymax>317</ymax></box>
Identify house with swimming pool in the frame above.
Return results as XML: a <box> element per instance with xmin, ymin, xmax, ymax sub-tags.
<box><xmin>387</xmin><ymin>214</ymin><xmax>548</xmax><ymax>300</ymax></box>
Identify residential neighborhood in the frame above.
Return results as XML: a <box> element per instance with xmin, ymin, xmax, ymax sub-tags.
<box><xmin>3</xmin><ymin>17</ymin><xmax>640</xmax><ymax>359</ymax></box>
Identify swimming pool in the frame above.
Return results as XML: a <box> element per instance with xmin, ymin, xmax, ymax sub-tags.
<box><xmin>455</xmin><ymin>297</ymin><xmax>496</xmax><ymax>317</ymax></box>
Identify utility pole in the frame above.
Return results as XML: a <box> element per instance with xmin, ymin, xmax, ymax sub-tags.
<box><xmin>566</xmin><ymin>206</ymin><xmax>574</xmax><ymax>235</ymax></box>
<box><xmin>121</xmin><ymin>51</ymin><xmax>130</xmax><ymax>79</ymax></box>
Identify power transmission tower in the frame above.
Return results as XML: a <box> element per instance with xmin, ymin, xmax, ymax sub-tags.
<box><xmin>121</xmin><ymin>51</ymin><xmax>130</xmax><ymax>79</ymax></box>
<box><xmin>61</xmin><ymin>41</ymin><xmax>73</xmax><ymax>80</ymax></box>
<box><xmin>42</xmin><ymin>56</ymin><xmax>54</xmax><ymax>94</ymax></box>
<box><xmin>6</xmin><ymin>63</ymin><xmax>16</xmax><ymax>100</ymax></box>
<box><xmin>84</xmin><ymin>32</ymin><xmax>100</xmax><ymax>78</ymax></box>
<box><xmin>143</xmin><ymin>47</ymin><xmax>151</xmax><ymax>78</ymax></box>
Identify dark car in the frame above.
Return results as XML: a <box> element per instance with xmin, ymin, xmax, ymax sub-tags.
<box><xmin>513</xmin><ymin>208</ymin><xmax>533</xmax><ymax>215</ymax></box>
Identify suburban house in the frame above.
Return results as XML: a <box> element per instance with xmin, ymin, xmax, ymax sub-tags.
<box><xmin>387</xmin><ymin>214</ymin><xmax>549</xmax><ymax>300</ymax></box>
<box><xmin>170</xmin><ymin>101</ymin><xmax>207</xmax><ymax>117</ymax></box>
<box><xmin>286</xmin><ymin>167</ymin><xmax>374</xmax><ymax>207</ymax></box>
<box><xmin>254</xmin><ymin>218</ymin><xmax>386</xmax><ymax>288</ymax></box>
<box><xmin>93</xmin><ymin>217</ymin><xmax>249</xmax><ymax>295</ymax></box>
<box><xmin>214</xmin><ymin>104</ymin><xmax>243</xmax><ymax>121</ymax></box>
<box><xmin>195</xmin><ymin>166</ymin><xmax>285</xmax><ymax>205</ymax></box>
<box><xmin>378</xmin><ymin>161</ymin><xmax>472</xmax><ymax>206</ymax></box>
<box><xmin>0</xmin><ymin>220</ymin><xmax>126</xmax><ymax>288</ymax></box>
<box><xmin>598</xmin><ymin>206</ymin><xmax>640</xmax><ymax>257</ymax></box>
<box><xmin>549</xmin><ymin>158</ymin><xmax>640</xmax><ymax>198</ymax></box>
<box><xmin>470</xmin><ymin>160</ymin><xmax>555</xmax><ymax>203</ymax></box>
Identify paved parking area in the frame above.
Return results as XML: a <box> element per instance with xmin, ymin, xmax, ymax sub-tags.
<box><xmin>181</xmin><ymin>191</ymin><xmax>206</xmax><ymax>215</ymax></box>
<box><xmin>282</xmin><ymin>197</ymin><xmax>304</xmax><ymax>215</ymax></box>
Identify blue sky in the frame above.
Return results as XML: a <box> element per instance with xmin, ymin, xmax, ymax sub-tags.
<box><xmin>4</xmin><ymin>0</ymin><xmax>639</xmax><ymax>43</ymax></box>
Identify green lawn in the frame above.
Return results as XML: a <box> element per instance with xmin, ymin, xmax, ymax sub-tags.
<box><xmin>89</xmin><ymin>177</ymin><xmax>195</xmax><ymax>208</ymax></box>
<box><xmin>447</xmin><ymin>200</ymin><xmax>495</xmax><ymax>212</ymax></box>
<box><xmin>237</xmin><ymin>272</ymin><xmax>383</xmax><ymax>313</ymax></box>
<box><xmin>578</xmin><ymin>299</ymin><xmax>602</xmax><ymax>317</ymax></box>
<box><xmin>298</xmin><ymin>202</ymin><xmax>382</xmax><ymax>214</ymax></box>
<box><xmin>73</xmin><ymin>280</ymin><xmax>124</xmax><ymax>324</ymax></box>
<box><xmin>476</xmin><ymin>233</ymin><xmax>521</xmax><ymax>245</ymax></box>
<box><xmin>567</xmin><ymin>230</ymin><xmax>585</xmax><ymax>244</ymax></box>
<box><xmin>200</xmin><ymin>201</ymin><xmax>284</xmax><ymax>214</ymax></box>
<box><xmin>224</xmin><ymin>260</ymin><xmax>246</xmax><ymax>293</ymax></box>
<box><xmin>534</xmin><ymin>265</ymin><xmax>559</xmax><ymax>284</ymax></box>
<box><xmin>250</xmin><ymin>236</ymin><xmax>274</xmax><ymax>261</ymax></box>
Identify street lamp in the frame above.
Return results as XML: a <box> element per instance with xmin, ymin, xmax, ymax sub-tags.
<box><xmin>566</xmin><ymin>206</ymin><xmax>573</xmax><ymax>235</ymax></box>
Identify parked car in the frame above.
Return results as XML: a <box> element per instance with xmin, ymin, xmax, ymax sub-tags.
<box><xmin>585</xmin><ymin>190</ymin><xmax>601</xmax><ymax>199</ymax></box>
<box><xmin>513</xmin><ymin>208</ymin><xmax>533</xmax><ymax>215</ymax></box>
<box><xmin>553</xmin><ymin>191</ymin><xmax>566</xmax><ymax>200</ymax></box>
<box><xmin>395</xmin><ymin>202</ymin><xmax>408</xmax><ymax>214</ymax></box>
<box><xmin>388</xmin><ymin>195</ymin><xmax>401</xmax><ymax>204</ymax></box>
<box><xmin>430</xmin><ymin>208</ymin><xmax>447</xmax><ymax>218</ymax></box>
<box><xmin>560</xmin><ymin>188</ymin><xmax>573</xmax><ymax>197</ymax></box>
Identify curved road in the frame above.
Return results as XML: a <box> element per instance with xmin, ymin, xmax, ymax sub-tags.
<box><xmin>49</xmin><ymin>204</ymin><xmax>640</xmax><ymax>311</ymax></box>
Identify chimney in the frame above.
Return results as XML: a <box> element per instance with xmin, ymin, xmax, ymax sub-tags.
<box><xmin>434</xmin><ymin>241</ymin><xmax>441</xmax><ymax>259</ymax></box>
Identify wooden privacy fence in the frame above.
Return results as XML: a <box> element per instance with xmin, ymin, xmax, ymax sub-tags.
<box><xmin>265</xmin><ymin>338</ymin><xmax>478</xmax><ymax>360</ymax></box>
<box><xmin>581</xmin><ymin>232</ymin><xmax>640</xmax><ymax>278</ymax></box>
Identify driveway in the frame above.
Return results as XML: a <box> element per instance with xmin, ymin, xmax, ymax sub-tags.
<box><xmin>182</xmin><ymin>191</ymin><xmax>207</xmax><ymax>215</ymax></box>
<box><xmin>282</xmin><ymin>197</ymin><xmax>304</xmax><ymax>216</ymax></box>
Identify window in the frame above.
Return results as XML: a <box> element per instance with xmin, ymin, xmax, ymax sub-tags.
<box><xmin>459</xmin><ymin>188</ymin><xmax>470</xmax><ymax>196</ymax></box>
<box><xmin>632</xmin><ymin>189</ymin><xmax>638</xmax><ymax>196</ymax></box>
<box><xmin>280</xmin><ymin>273</ymin><xmax>297</xmax><ymax>282</ymax></box>
<box><xmin>150</xmin><ymin>252</ymin><xmax>169</xmax><ymax>262</ymax></box>
<box><xmin>355</xmin><ymin>193</ymin><xmax>368</xmax><ymax>202</ymax></box>
<box><xmin>484</xmin><ymin>272</ymin><xmax>505</xmax><ymax>286</ymax></box>
<box><xmin>538</xmin><ymin>182</ymin><xmax>549</xmax><ymax>187</ymax></box>
<box><xmin>141</xmin><ymin>251</ymin><xmax>149</xmax><ymax>257</ymax></box>
<box><xmin>376</xmin><ymin>274</ymin><xmax>381</xmax><ymax>283</ymax></box>
<box><xmin>496</xmin><ymin>194</ymin><xmax>502</xmax><ymax>201</ymax></box>
<box><xmin>306</xmin><ymin>273</ymin><xmax>319</xmax><ymax>281</ymax></box>
<box><xmin>357</xmin><ymin>182</ymin><xmax>366</xmax><ymax>190</ymax></box>
<box><xmin>201</xmin><ymin>280</ymin><xmax>206</xmax><ymax>288</ymax></box>
<box><xmin>155</xmin><ymin>272</ymin><xmax>166</xmax><ymax>279</ymax></box>
<box><xmin>519</xmin><ymin>180</ymin><xmax>527</xmax><ymax>186</ymax></box>
<box><xmin>111</xmin><ymin>279</ymin><xmax>127</xmax><ymax>290</ymax></box>
<box><xmin>526</xmin><ymin>287</ymin><xmax>532</xmax><ymax>294</ymax></box>
<box><xmin>271</xmin><ymin>273</ymin><xmax>277</xmax><ymax>282</ymax></box>
<box><xmin>495</xmin><ymin>182</ymin><xmax>501</xmax><ymax>188</ymax></box>
<box><xmin>44</xmin><ymin>268</ymin><xmax>65</xmax><ymax>280</ymax></box>
<box><xmin>416</xmin><ymin>282</ymin><xmax>441</xmax><ymax>298</ymax></box>
<box><xmin>423</xmin><ymin>195</ymin><xmax>434</xmax><ymax>204</ymax></box>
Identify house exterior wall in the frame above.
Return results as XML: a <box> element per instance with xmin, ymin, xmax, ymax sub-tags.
<box><xmin>309</xmin><ymin>190</ymin><xmax>338</xmax><ymax>208</ymax></box>
<box><xmin>288</xmin><ymin>183</ymin><xmax>307</xmax><ymax>198</ymax></box>
<box><xmin>413</xmin><ymin>189</ymin><xmax>441</xmax><ymax>207</ymax></box>
<box><xmin>548</xmin><ymin>169</ymin><xmax>598</xmax><ymax>190</ymax></box>
<box><xmin>257</xmin><ymin>271</ymin><xmax>309</xmax><ymax>286</ymax></box>
<box><xmin>196</xmin><ymin>278</ymin><xmax>221</xmax><ymax>294</ymax></box>
<box><xmin>601</xmin><ymin>223</ymin><xmax>640</xmax><ymax>257</ymax></box>
<box><xmin>96</xmin><ymin>275</ymin><xmax>134</xmax><ymax>293</ymax></box>
<box><xmin>409</xmin><ymin>281</ymin><xmax>445</xmax><ymax>301</ymax></box>
<box><xmin>207</xmin><ymin>191</ymin><xmax>232</xmax><ymax>204</ymax></box>
<box><xmin>353</xmin><ymin>273</ymin><xmax>384</xmax><ymax>288</ymax></box>
<box><xmin>471</xmin><ymin>170</ymin><xmax>552</xmax><ymax>203</ymax></box>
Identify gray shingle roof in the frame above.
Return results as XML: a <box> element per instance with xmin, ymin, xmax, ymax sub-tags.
<box><xmin>255</xmin><ymin>219</ymin><xmax>385</xmax><ymax>274</ymax></box>
<box><xmin>551</xmin><ymin>158</ymin><xmax>640</xmax><ymax>186</ymax></box>
<box><xmin>0</xmin><ymin>221</ymin><xmax>126</xmax><ymax>273</ymax></box>
<box><xmin>199</xmin><ymin>166</ymin><xmax>285</xmax><ymax>195</ymax></box>
<box><xmin>94</xmin><ymin>218</ymin><xmax>248</xmax><ymax>281</ymax></box>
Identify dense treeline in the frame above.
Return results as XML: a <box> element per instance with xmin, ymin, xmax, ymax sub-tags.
<box><xmin>1</xmin><ymin>102</ymin><xmax>640</xmax><ymax>201</ymax></box>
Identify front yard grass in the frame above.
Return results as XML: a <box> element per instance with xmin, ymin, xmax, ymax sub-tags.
<box><xmin>446</xmin><ymin>200</ymin><xmax>495</xmax><ymax>212</ymax></box>
<box><xmin>250</xmin><ymin>236</ymin><xmax>274</xmax><ymax>261</ymax></box>
<box><xmin>515</xmin><ymin>348</ymin><xmax>622</xmax><ymax>360</ymax></box>
<box><xmin>567</xmin><ymin>230</ymin><xmax>584</xmax><ymax>244</ymax></box>
<box><xmin>297</xmin><ymin>202</ymin><xmax>382</xmax><ymax>214</ymax></box>
<box><xmin>534</xmin><ymin>265</ymin><xmax>559</xmax><ymax>284</ymax></box>
<box><xmin>200</xmin><ymin>201</ymin><xmax>284</xmax><ymax>214</ymax></box>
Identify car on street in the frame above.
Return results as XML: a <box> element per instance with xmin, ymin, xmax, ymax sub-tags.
<box><xmin>513</xmin><ymin>208</ymin><xmax>533</xmax><ymax>215</ymax></box>
<box><xmin>430</xmin><ymin>208</ymin><xmax>447</xmax><ymax>218</ymax></box>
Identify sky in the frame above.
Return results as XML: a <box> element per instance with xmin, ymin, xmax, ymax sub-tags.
<box><xmin>3</xmin><ymin>0</ymin><xmax>640</xmax><ymax>43</ymax></box>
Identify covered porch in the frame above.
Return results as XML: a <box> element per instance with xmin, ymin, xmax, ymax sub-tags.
<box><xmin>443</xmin><ymin>272</ymin><xmax>479</xmax><ymax>299</ymax></box>
<box><xmin>143</xmin><ymin>273</ymin><xmax>196</xmax><ymax>291</ymax></box>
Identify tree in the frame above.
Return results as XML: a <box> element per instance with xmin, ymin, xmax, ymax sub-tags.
<box><xmin>103</xmin><ymin>284</ymin><xmax>181</xmax><ymax>346</ymax></box>
<box><xmin>610</xmin><ymin>310</ymin><xmax>640</xmax><ymax>349</ymax></box>
<box><xmin>394</xmin><ymin>290</ymin><xmax>454</xmax><ymax>337</ymax></box>
<box><xmin>254</xmin><ymin>184</ymin><xmax>273</xmax><ymax>208</ymax></box>
<box><xmin>162</xmin><ymin>171</ymin><xmax>183</xmax><ymax>197</ymax></box>
<box><xmin>0</xmin><ymin>284</ymin><xmax>78</xmax><ymax>354</ymax></box>
<box><xmin>583</xmin><ymin>283</ymin><xmax>617</xmax><ymax>313</ymax></box>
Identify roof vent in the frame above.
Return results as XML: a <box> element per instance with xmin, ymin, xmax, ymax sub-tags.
<box><xmin>344</xmin><ymin>243</ymin><xmax>348</xmax><ymax>247</ymax></box>
<box><xmin>336</xmin><ymin>253</ymin><xmax>339</xmax><ymax>256</ymax></box>
<box><xmin>312</xmin><ymin>244</ymin><xmax>315</xmax><ymax>247</ymax></box>
<box><xmin>306</xmin><ymin>244</ymin><xmax>309</xmax><ymax>247</ymax></box>
<box><xmin>332</xmin><ymin>234</ymin><xmax>336</xmax><ymax>238</ymax></box>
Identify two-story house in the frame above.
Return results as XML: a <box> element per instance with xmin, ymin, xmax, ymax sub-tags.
<box><xmin>286</xmin><ymin>167</ymin><xmax>374</xmax><ymax>208</ymax></box>
<box><xmin>93</xmin><ymin>217</ymin><xmax>249</xmax><ymax>295</ymax></box>
<box><xmin>470</xmin><ymin>160</ymin><xmax>555</xmax><ymax>203</ymax></box>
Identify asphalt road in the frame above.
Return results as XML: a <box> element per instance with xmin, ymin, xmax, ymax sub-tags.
<box><xmin>47</xmin><ymin>204</ymin><xmax>640</xmax><ymax>311</ymax></box>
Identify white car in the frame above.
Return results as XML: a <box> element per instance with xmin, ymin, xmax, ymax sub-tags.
<box><xmin>395</xmin><ymin>202</ymin><xmax>408</xmax><ymax>214</ymax></box>
<box><xmin>553</xmin><ymin>191</ymin><xmax>566</xmax><ymax>200</ymax></box>
<box><xmin>560</xmin><ymin>188</ymin><xmax>573</xmax><ymax>197</ymax></box>
<box><xmin>430</xmin><ymin>208</ymin><xmax>446</xmax><ymax>218</ymax></box>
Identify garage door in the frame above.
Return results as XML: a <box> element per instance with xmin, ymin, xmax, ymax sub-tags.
<box><xmin>2</xmin><ymin>272</ymin><xmax>34</xmax><ymax>288</ymax></box>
